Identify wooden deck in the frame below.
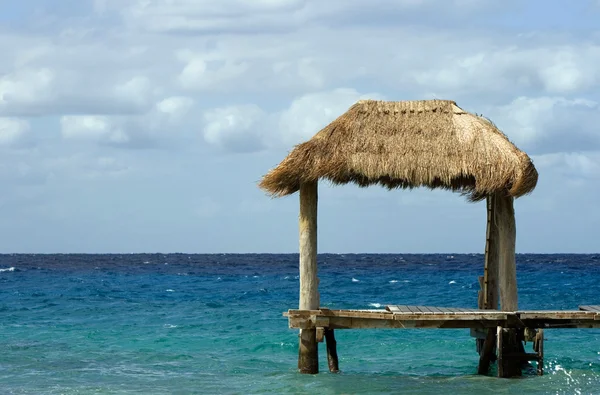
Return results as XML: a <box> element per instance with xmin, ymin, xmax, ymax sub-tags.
<box><xmin>285</xmin><ymin>305</ymin><xmax>600</xmax><ymax>330</ymax></box>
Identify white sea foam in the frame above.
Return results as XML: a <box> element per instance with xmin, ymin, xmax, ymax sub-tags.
<box><xmin>0</xmin><ymin>267</ymin><xmax>15</xmax><ymax>272</ymax></box>
<box><xmin>164</xmin><ymin>324</ymin><xmax>178</xmax><ymax>328</ymax></box>
<box><xmin>369</xmin><ymin>303</ymin><xmax>382</xmax><ymax>308</ymax></box>
<box><xmin>449</xmin><ymin>280</ymin><xmax>457</xmax><ymax>284</ymax></box>
<box><xmin>389</xmin><ymin>280</ymin><xmax>398</xmax><ymax>283</ymax></box>
<box><xmin>166</xmin><ymin>289</ymin><xmax>174</xmax><ymax>292</ymax></box>
<box><xmin>550</xmin><ymin>362</ymin><xmax>584</xmax><ymax>393</ymax></box>
<box><xmin>352</xmin><ymin>278</ymin><xmax>360</xmax><ymax>282</ymax></box>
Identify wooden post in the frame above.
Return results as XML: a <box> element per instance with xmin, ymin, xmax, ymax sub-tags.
<box><xmin>498</xmin><ymin>327</ymin><xmax>522</xmax><ymax>377</ymax></box>
<box><xmin>496</xmin><ymin>326</ymin><xmax>504</xmax><ymax>378</ymax></box>
<box><xmin>535</xmin><ymin>329</ymin><xmax>544</xmax><ymax>376</ymax></box>
<box><xmin>495</xmin><ymin>194</ymin><xmax>521</xmax><ymax>377</ymax></box>
<box><xmin>484</xmin><ymin>194</ymin><xmax>500</xmax><ymax>310</ymax></box>
<box><xmin>478</xmin><ymin>329</ymin><xmax>497</xmax><ymax>374</ymax></box>
<box><xmin>324</xmin><ymin>328</ymin><xmax>340</xmax><ymax>373</ymax></box>
<box><xmin>495</xmin><ymin>194</ymin><xmax>517</xmax><ymax>311</ymax></box>
<box><xmin>477</xmin><ymin>194</ymin><xmax>500</xmax><ymax>374</ymax></box>
<box><xmin>298</xmin><ymin>181</ymin><xmax>319</xmax><ymax>374</ymax></box>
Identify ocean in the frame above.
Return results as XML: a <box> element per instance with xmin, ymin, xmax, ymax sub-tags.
<box><xmin>1</xmin><ymin>253</ymin><xmax>599</xmax><ymax>394</ymax></box>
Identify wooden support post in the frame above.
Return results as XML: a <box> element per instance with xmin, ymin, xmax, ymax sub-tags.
<box><xmin>476</xmin><ymin>275</ymin><xmax>484</xmax><ymax>355</ymax></box>
<box><xmin>477</xmin><ymin>194</ymin><xmax>500</xmax><ymax>375</ymax></box>
<box><xmin>478</xmin><ymin>328</ymin><xmax>497</xmax><ymax>374</ymax></box>
<box><xmin>298</xmin><ymin>181</ymin><xmax>319</xmax><ymax>374</ymax></box>
<box><xmin>508</xmin><ymin>330</ymin><xmax>523</xmax><ymax>377</ymax></box>
<box><xmin>496</xmin><ymin>194</ymin><xmax>517</xmax><ymax>312</ymax></box>
<box><xmin>316</xmin><ymin>327</ymin><xmax>325</xmax><ymax>343</ymax></box>
<box><xmin>497</xmin><ymin>326</ymin><xmax>504</xmax><ymax>378</ymax></box>
<box><xmin>324</xmin><ymin>328</ymin><xmax>340</xmax><ymax>373</ymax></box>
<box><xmin>535</xmin><ymin>329</ymin><xmax>544</xmax><ymax>376</ymax></box>
<box><xmin>299</xmin><ymin>329</ymin><xmax>318</xmax><ymax>374</ymax></box>
<box><xmin>495</xmin><ymin>193</ymin><xmax>521</xmax><ymax>377</ymax></box>
<box><xmin>484</xmin><ymin>194</ymin><xmax>500</xmax><ymax>311</ymax></box>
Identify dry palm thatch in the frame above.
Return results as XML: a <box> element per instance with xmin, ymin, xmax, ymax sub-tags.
<box><xmin>259</xmin><ymin>99</ymin><xmax>538</xmax><ymax>201</ymax></box>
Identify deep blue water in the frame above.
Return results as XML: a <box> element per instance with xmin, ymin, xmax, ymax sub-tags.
<box><xmin>1</xmin><ymin>254</ymin><xmax>600</xmax><ymax>394</ymax></box>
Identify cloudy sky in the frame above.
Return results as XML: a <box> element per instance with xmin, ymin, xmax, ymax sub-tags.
<box><xmin>0</xmin><ymin>0</ymin><xmax>598</xmax><ymax>253</ymax></box>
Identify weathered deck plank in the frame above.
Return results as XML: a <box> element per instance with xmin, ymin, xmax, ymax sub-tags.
<box><xmin>286</xmin><ymin>306</ymin><xmax>600</xmax><ymax>330</ymax></box>
<box><xmin>386</xmin><ymin>305</ymin><xmax>401</xmax><ymax>313</ymax></box>
<box><xmin>518</xmin><ymin>311</ymin><xmax>598</xmax><ymax>320</ymax></box>
<box><xmin>580</xmin><ymin>305</ymin><xmax>600</xmax><ymax>312</ymax></box>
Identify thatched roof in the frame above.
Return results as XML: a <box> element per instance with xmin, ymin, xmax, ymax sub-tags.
<box><xmin>259</xmin><ymin>99</ymin><xmax>538</xmax><ymax>201</ymax></box>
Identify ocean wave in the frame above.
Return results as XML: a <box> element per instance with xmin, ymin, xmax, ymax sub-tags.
<box><xmin>0</xmin><ymin>267</ymin><xmax>15</xmax><ymax>272</ymax></box>
<box><xmin>389</xmin><ymin>280</ymin><xmax>398</xmax><ymax>283</ymax></box>
<box><xmin>352</xmin><ymin>278</ymin><xmax>360</xmax><ymax>282</ymax></box>
<box><xmin>369</xmin><ymin>303</ymin><xmax>382</xmax><ymax>308</ymax></box>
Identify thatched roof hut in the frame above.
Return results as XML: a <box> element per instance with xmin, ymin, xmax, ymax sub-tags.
<box><xmin>260</xmin><ymin>99</ymin><xmax>539</xmax><ymax>375</ymax></box>
<box><xmin>259</xmin><ymin>99</ymin><xmax>538</xmax><ymax>201</ymax></box>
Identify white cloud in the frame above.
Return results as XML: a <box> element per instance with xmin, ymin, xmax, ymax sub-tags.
<box><xmin>178</xmin><ymin>56</ymin><xmax>250</xmax><ymax>91</ymax></box>
<box><xmin>200</xmin><ymin>88</ymin><xmax>384</xmax><ymax>152</ymax></box>
<box><xmin>167</xmin><ymin>30</ymin><xmax>600</xmax><ymax>100</ymax></box>
<box><xmin>536</xmin><ymin>46</ymin><xmax>600</xmax><ymax>93</ymax></box>
<box><xmin>202</xmin><ymin>105</ymin><xmax>267</xmax><ymax>152</ymax></box>
<box><xmin>533</xmin><ymin>151</ymin><xmax>600</xmax><ymax>180</ymax></box>
<box><xmin>60</xmin><ymin>94</ymin><xmax>197</xmax><ymax>148</ymax></box>
<box><xmin>0</xmin><ymin>69</ymin><xmax>55</xmax><ymax>114</ymax></box>
<box><xmin>108</xmin><ymin>0</ymin><xmax>509</xmax><ymax>34</ymax></box>
<box><xmin>0</xmin><ymin>33</ymin><xmax>164</xmax><ymax>117</ymax></box>
<box><xmin>61</xmin><ymin>115</ymin><xmax>129</xmax><ymax>144</ymax></box>
<box><xmin>0</xmin><ymin>67</ymin><xmax>157</xmax><ymax>117</ymax></box>
<box><xmin>4</xmin><ymin>2</ymin><xmax>599</xmax><ymax>119</ymax></box>
<box><xmin>156</xmin><ymin>96</ymin><xmax>194</xmax><ymax>121</ymax></box>
<box><xmin>488</xmin><ymin>96</ymin><xmax>600</xmax><ymax>154</ymax></box>
<box><xmin>113</xmin><ymin>76</ymin><xmax>153</xmax><ymax>108</ymax></box>
<box><xmin>409</xmin><ymin>44</ymin><xmax>600</xmax><ymax>97</ymax></box>
<box><xmin>277</xmin><ymin>88</ymin><xmax>384</xmax><ymax>146</ymax></box>
<box><xmin>176</xmin><ymin>44</ymin><xmax>329</xmax><ymax>93</ymax></box>
<box><xmin>0</xmin><ymin>118</ymin><xmax>31</xmax><ymax>147</ymax></box>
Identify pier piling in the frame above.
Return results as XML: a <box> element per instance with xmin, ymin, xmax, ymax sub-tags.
<box><xmin>298</xmin><ymin>181</ymin><xmax>319</xmax><ymax>374</ymax></box>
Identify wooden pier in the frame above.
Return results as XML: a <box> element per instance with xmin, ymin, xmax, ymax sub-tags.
<box><xmin>285</xmin><ymin>305</ymin><xmax>600</xmax><ymax>376</ymax></box>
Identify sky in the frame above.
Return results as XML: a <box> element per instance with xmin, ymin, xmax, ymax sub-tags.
<box><xmin>0</xmin><ymin>0</ymin><xmax>599</xmax><ymax>254</ymax></box>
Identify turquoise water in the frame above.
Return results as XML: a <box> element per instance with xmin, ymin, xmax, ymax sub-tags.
<box><xmin>1</xmin><ymin>254</ymin><xmax>600</xmax><ymax>394</ymax></box>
